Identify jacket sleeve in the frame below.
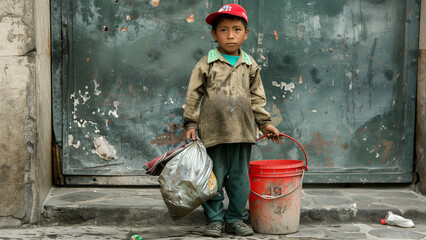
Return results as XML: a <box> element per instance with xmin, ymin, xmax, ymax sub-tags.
<box><xmin>250</xmin><ymin>64</ymin><xmax>271</xmax><ymax>130</ymax></box>
<box><xmin>183</xmin><ymin>61</ymin><xmax>205</xmax><ymax>130</ymax></box>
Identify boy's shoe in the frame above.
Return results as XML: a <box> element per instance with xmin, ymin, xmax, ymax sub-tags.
<box><xmin>203</xmin><ymin>221</ymin><xmax>223</xmax><ymax>237</ymax></box>
<box><xmin>225</xmin><ymin>220</ymin><xmax>254</xmax><ymax>236</ymax></box>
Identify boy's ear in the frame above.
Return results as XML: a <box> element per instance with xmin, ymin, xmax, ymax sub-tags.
<box><xmin>211</xmin><ymin>29</ymin><xmax>218</xmax><ymax>42</ymax></box>
<box><xmin>244</xmin><ymin>28</ymin><xmax>249</xmax><ymax>41</ymax></box>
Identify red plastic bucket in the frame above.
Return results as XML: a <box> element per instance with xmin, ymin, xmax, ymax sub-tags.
<box><xmin>249</xmin><ymin>134</ymin><xmax>308</xmax><ymax>234</ymax></box>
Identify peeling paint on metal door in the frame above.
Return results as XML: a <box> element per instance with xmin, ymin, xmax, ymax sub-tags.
<box><xmin>243</xmin><ymin>0</ymin><xmax>418</xmax><ymax>183</ymax></box>
<box><xmin>52</xmin><ymin>0</ymin><xmax>419</xmax><ymax>184</ymax></box>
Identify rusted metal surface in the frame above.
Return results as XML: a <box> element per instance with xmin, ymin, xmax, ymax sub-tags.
<box><xmin>52</xmin><ymin>0</ymin><xmax>419</xmax><ymax>184</ymax></box>
<box><xmin>244</xmin><ymin>0</ymin><xmax>418</xmax><ymax>183</ymax></box>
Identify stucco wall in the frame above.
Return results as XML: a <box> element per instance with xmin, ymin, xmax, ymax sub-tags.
<box><xmin>0</xmin><ymin>0</ymin><xmax>51</xmax><ymax>227</ymax></box>
<box><xmin>416</xmin><ymin>0</ymin><xmax>426</xmax><ymax>195</ymax></box>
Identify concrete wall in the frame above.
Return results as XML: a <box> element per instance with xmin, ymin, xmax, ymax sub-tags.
<box><xmin>416</xmin><ymin>0</ymin><xmax>426</xmax><ymax>195</ymax></box>
<box><xmin>0</xmin><ymin>0</ymin><xmax>51</xmax><ymax>227</ymax></box>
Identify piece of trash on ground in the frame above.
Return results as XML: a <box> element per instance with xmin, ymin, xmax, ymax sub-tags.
<box><xmin>381</xmin><ymin>211</ymin><xmax>415</xmax><ymax>228</ymax></box>
<box><xmin>130</xmin><ymin>234</ymin><xmax>142</xmax><ymax>240</ymax></box>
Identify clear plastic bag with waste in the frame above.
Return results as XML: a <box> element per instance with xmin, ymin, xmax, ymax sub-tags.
<box><xmin>158</xmin><ymin>139</ymin><xmax>218</xmax><ymax>220</ymax></box>
<box><xmin>381</xmin><ymin>211</ymin><xmax>415</xmax><ymax>228</ymax></box>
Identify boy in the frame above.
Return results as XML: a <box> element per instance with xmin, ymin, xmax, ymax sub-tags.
<box><xmin>183</xmin><ymin>4</ymin><xmax>281</xmax><ymax>237</ymax></box>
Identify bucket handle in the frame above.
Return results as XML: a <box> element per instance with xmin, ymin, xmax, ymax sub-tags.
<box><xmin>256</xmin><ymin>133</ymin><xmax>308</xmax><ymax>171</ymax></box>
<box><xmin>250</xmin><ymin>171</ymin><xmax>304</xmax><ymax>200</ymax></box>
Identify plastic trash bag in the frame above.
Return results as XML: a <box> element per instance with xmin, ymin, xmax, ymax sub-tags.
<box><xmin>158</xmin><ymin>139</ymin><xmax>218</xmax><ymax>220</ymax></box>
<box><xmin>144</xmin><ymin>143</ymin><xmax>187</xmax><ymax>176</ymax></box>
<box><xmin>381</xmin><ymin>211</ymin><xmax>415</xmax><ymax>228</ymax></box>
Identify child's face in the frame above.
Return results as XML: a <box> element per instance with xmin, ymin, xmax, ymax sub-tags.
<box><xmin>211</xmin><ymin>18</ymin><xmax>249</xmax><ymax>56</ymax></box>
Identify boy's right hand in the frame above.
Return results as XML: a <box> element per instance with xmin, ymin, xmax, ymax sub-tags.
<box><xmin>186</xmin><ymin>129</ymin><xmax>197</xmax><ymax>140</ymax></box>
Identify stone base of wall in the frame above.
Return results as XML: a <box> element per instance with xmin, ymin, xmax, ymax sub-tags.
<box><xmin>0</xmin><ymin>56</ymin><xmax>35</xmax><ymax>227</ymax></box>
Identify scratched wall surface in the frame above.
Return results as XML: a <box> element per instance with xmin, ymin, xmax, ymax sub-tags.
<box><xmin>58</xmin><ymin>0</ymin><xmax>225</xmax><ymax>175</ymax></box>
<box><xmin>243</xmin><ymin>0</ymin><xmax>417</xmax><ymax>183</ymax></box>
<box><xmin>53</xmin><ymin>0</ymin><xmax>418</xmax><ymax>183</ymax></box>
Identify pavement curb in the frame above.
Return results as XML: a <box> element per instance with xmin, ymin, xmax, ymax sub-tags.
<box><xmin>41</xmin><ymin>188</ymin><xmax>426</xmax><ymax>227</ymax></box>
<box><xmin>42</xmin><ymin>203</ymin><xmax>426</xmax><ymax>227</ymax></box>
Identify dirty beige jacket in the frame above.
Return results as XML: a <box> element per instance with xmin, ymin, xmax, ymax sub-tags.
<box><xmin>183</xmin><ymin>48</ymin><xmax>271</xmax><ymax>148</ymax></box>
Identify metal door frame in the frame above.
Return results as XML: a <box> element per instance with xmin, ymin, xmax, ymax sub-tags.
<box><xmin>51</xmin><ymin>0</ymin><xmax>420</xmax><ymax>185</ymax></box>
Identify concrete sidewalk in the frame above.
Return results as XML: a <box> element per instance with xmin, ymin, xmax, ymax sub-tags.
<box><xmin>41</xmin><ymin>186</ymin><xmax>426</xmax><ymax>227</ymax></box>
<box><xmin>2</xmin><ymin>223</ymin><xmax>426</xmax><ymax>239</ymax></box>
<box><xmin>0</xmin><ymin>186</ymin><xmax>423</xmax><ymax>239</ymax></box>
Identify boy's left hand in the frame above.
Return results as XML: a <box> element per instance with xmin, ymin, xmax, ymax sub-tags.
<box><xmin>261</xmin><ymin>125</ymin><xmax>282</xmax><ymax>143</ymax></box>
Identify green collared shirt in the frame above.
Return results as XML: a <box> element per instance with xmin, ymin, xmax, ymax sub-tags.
<box><xmin>183</xmin><ymin>48</ymin><xmax>271</xmax><ymax>148</ymax></box>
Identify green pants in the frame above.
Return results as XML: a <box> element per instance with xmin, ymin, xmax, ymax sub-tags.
<box><xmin>202</xmin><ymin>143</ymin><xmax>252</xmax><ymax>223</ymax></box>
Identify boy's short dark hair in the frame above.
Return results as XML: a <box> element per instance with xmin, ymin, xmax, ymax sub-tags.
<box><xmin>211</xmin><ymin>14</ymin><xmax>248</xmax><ymax>31</ymax></box>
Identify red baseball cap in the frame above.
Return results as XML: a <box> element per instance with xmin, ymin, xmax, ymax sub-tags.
<box><xmin>205</xmin><ymin>4</ymin><xmax>248</xmax><ymax>25</ymax></box>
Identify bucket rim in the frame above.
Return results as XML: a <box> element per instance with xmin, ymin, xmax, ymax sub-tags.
<box><xmin>250</xmin><ymin>159</ymin><xmax>304</xmax><ymax>169</ymax></box>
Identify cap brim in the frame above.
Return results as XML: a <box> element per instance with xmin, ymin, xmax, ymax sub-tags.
<box><xmin>205</xmin><ymin>12</ymin><xmax>222</xmax><ymax>25</ymax></box>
